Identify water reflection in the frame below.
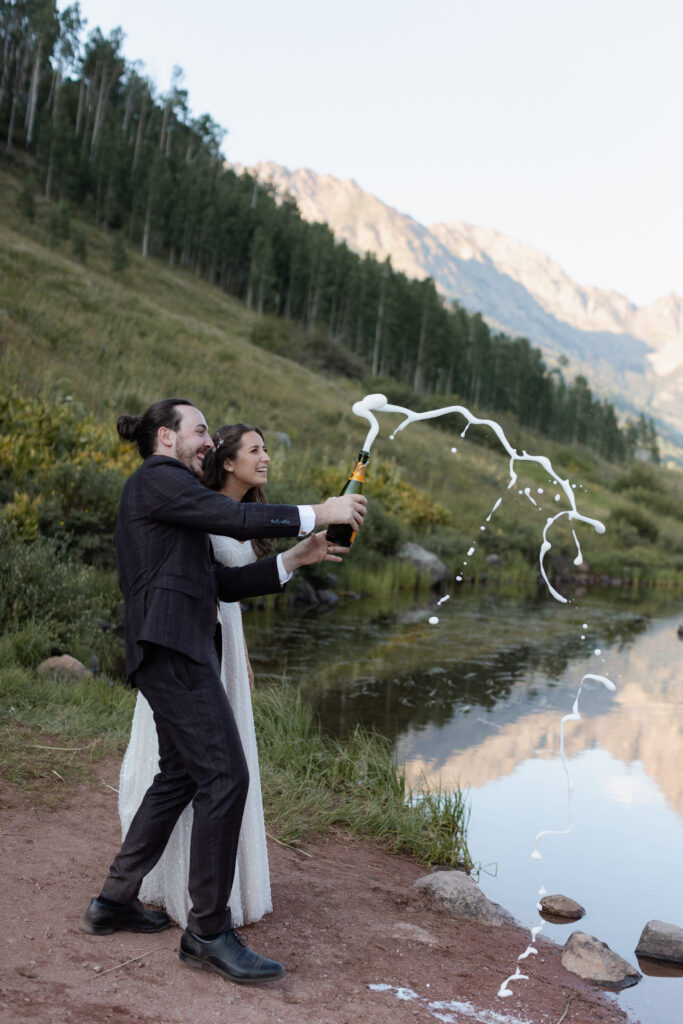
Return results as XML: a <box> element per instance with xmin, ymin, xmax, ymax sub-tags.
<box><xmin>400</xmin><ymin>615</ymin><xmax>683</xmax><ymax>818</ymax></box>
<box><xmin>245</xmin><ymin>588</ymin><xmax>683</xmax><ymax>1024</ymax></box>
<box><xmin>249</xmin><ymin>589</ymin><xmax>656</xmax><ymax>744</ymax></box>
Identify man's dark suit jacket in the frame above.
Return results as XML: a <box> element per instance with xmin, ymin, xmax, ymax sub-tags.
<box><xmin>115</xmin><ymin>455</ymin><xmax>301</xmax><ymax>679</ymax></box>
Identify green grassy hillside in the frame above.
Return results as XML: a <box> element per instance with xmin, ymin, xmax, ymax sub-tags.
<box><xmin>2</xmin><ymin>162</ymin><xmax>683</xmax><ymax>598</ymax></box>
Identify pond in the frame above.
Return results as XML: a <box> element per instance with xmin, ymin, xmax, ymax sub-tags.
<box><xmin>244</xmin><ymin>586</ymin><xmax>683</xmax><ymax>1024</ymax></box>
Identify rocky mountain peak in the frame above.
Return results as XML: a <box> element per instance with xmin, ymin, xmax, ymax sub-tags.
<box><xmin>242</xmin><ymin>160</ymin><xmax>683</xmax><ymax>453</ymax></box>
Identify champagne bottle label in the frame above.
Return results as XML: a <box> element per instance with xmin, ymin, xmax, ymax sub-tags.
<box><xmin>326</xmin><ymin>450</ymin><xmax>369</xmax><ymax>548</ymax></box>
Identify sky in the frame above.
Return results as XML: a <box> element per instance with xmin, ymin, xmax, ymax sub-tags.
<box><xmin>60</xmin><ymin>0</ymin><xmax>683</xmax><ymax>307</ymax></box>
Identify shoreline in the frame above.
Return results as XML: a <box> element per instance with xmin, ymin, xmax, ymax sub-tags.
<box><xmin>0</xmin><ymin>758</ymin><xmax>632</xmax><ymax>1024</ymax></box>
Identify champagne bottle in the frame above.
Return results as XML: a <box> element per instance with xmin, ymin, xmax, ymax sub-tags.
<box><xmin>325</xmin><ymin>450</ymin><xmax>370</xmax><ymax>548</ymax></box>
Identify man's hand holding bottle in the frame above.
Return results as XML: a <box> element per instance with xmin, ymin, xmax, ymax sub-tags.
<box><xmin>311</xmin><ymin>493</ymin><xmax>367</xmax><ymax>532</ymax></box>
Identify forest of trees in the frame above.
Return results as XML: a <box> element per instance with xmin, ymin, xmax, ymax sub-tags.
<box><xmin>1</xmin><ymin>0</ymin><xmax>660</xmax><ymax>464</ymax></box>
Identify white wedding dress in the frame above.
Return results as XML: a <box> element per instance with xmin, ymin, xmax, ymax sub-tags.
<box><xmin>118</xmin><ymin>535</ymin><xmax>272</xmax><ymax>928</ymax></box>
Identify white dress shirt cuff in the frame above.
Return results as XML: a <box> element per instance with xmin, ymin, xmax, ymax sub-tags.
<box><xmin>297</xmin><ymin>505</ymin><xmax>315</xmax><ymax>536</ymax></box>
<box><xmin>276</xmin><ymin>553</ymin><xmax>293</xmax><ymax>586</ymax></box>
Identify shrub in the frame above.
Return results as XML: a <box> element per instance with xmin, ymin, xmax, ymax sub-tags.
<box><xmin>352</xmin><ymin>500</ymin><xmax>405</xmax><ymax>557</ymax></box>
<box><xmin>0</xmin><ymin>522</ymin><xmax>115</xmax><ymax>662</ymax></box>
<box><xmin>609</xmin><ymin>503</ymin><xmax>659</xmax><ymax>545</ymax></box>
<box><xmin>613</xmin><ymin>462</ymin><xmax>666</xmax><ymax>494</ymax></box>
<box><xmin>36</xmin><ymin>460</ymin><xmax>123</xmax><ymax>565</ymax></box>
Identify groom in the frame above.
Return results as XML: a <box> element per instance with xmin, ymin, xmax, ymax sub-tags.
<box><xmin>81</xmin><ymin>398</ymin><xmax>366</xmax><ymax>983</ymax></box>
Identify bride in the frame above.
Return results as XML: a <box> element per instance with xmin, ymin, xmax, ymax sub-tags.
<box><xmin>118</xmin><ymin>422</ymin><xmax>305</xmax><ymax>928</ymax></box>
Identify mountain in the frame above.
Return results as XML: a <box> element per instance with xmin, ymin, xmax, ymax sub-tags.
<box><xmin>240</xmin><ymin>161</ymin><xmax>683</xmax><ymax>458</ymax></box>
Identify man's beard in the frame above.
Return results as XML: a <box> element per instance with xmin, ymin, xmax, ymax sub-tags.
<box><xmin>175</xmin><ymin>438</ymin><xmax>206</xmax><ymax>478</ymax></box>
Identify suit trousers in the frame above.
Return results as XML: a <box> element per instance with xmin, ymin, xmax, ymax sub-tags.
<box><xmin>101</xmin><ymin>642</ymin><xmax>249</xmax><ymax>936</ymax></box>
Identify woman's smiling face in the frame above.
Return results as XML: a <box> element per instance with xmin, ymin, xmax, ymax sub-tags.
<box><xmin>224</xmin><ymin>430</ymin><xmax>271</xmax><ymax>495</ymax></box>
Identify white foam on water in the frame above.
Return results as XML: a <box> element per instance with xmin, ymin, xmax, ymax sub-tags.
<box><xmin>467</xmin><ymin>545</ymin><xmax>476</xmax><ymax>556</ymax></box>
<box><xmin>523</xmin><ymin>487</ymin><xmax>538</xmax><ymax>507</ymax></box>
<box><xmin>429</xmin><ymin>616</ymin><xmax>439</xmax><ymax>625</ymax></box>
<box><xmin>437</xmin><ymin>594</ymin><xmax>450</xmax><ymax>606</ymax></box>
<box><xmin>594</xmin><ymin>648</ymin><xmax>602</xmax><ymax>656</ymax></box>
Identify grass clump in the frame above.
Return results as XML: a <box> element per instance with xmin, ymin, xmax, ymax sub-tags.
<box><xmin>0</xmin><ymin>654</ymin><xmax>472</xmax><ymax>868</ymax></box>
<box><xmin>254</xmin><ymin>684</ymin><xmax>471</xmax><ymax>869</ymax></box>
<box><xmin>0</xmin><ymin>643</ymin><xmax>135</xmax><ymax>794</ymax></box>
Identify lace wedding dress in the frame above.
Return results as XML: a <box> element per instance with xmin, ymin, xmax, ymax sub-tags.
<box><xmin>117</xmin><ymin>535</ymin><xmax>272</xmax><ymax>928</ymax></box>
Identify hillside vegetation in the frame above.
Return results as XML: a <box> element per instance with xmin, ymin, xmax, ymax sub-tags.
<box><xmin>2</xmin><ymin>159</ymin><xmax>683</xmax><ymax>628</ymax></box>
<box><xmin>0</xmin><ymin>3</ymin><xmax>658</xmax><ymax>465</ymax></box>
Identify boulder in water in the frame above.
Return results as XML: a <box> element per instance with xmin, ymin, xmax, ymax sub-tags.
<box><xmin>561</xmin><ymin>931</ymin><xmax>641</xmax><ymax>989</ymax></box>
<box><xmin>635</xmin><ymin>920</ymin><xmax>683</xmax><ymax>963</ymax></box>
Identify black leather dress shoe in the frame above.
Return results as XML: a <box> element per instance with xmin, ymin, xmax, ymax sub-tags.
<box><xmin>179</xmin><ymin>928</ymin><xmax>285</xmax><ymax>984</ymax></box>
<box><xmin>80</xmin><ymin>897</ymin><xmax>172</xmax><ymax>935</ymax></box>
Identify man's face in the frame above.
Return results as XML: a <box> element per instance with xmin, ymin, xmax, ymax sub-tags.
<box><xmin>172</xmin><ymin>406</ymin><xmax>214</xmax><ymax>478</ymax></box>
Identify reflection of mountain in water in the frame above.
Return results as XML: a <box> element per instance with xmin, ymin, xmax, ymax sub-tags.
<box><xmin>399</xmin><ymin>618</ymin><xmax>683</xmax><ymax>819</ymax></box>
<box><xmin>309</xmin><ymin>604</ymin><xmax>651</xmax><ymax>744</ymax></box>
<box><xmin>247</xmin><ymin>594</ymin><xmax>682</xmax><ymax>816</ymax></box>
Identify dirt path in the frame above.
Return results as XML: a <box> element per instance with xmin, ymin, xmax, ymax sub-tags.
<box><xmin>1</xmin><ymin>761</ymin><xmax>631</xmax><ymax>1024</ymax></box>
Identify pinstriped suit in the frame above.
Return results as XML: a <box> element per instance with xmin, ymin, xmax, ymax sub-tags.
<box><xmin>100</xmin><ymin>455</ymin><xmax>301</xmax><ymax>934</ymax></box>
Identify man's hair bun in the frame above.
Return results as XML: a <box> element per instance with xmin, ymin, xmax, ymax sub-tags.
<box><xmin>117</xmin><ymin>414</ymin><xmax>141</xmax><ymax>442</ymax></box>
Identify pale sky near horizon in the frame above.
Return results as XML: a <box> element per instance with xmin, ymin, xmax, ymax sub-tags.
<box><xmin>59</xmin><ymin>0</ymin><xmax>682</xmax><ymax>307</ymax></box>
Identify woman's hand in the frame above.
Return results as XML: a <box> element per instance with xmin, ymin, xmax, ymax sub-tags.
<box><xmin>280</xmin><ymin>531</ymin><xmax>348</xmax><ymax>574</ymax></box>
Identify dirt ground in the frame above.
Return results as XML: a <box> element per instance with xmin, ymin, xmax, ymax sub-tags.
<box><xmin>1</xmin><ymin>759</ymin><xmax>633</xmax><ymax>1024</ymax></box>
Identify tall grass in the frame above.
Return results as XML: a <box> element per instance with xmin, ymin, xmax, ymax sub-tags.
<box><xmin>0</xmin><ymin>647</ymin><xmax>471</xmax><ymax>868</ymax></box>
<box><xmin>337</xmin><ymin>558</ymin><xmax>423</xmax><ymax>598</ymax></box>
<box><xmin>254</xmin><ymin>684</ymin><xmax>471</xmax><ymax>868</ymax></box>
